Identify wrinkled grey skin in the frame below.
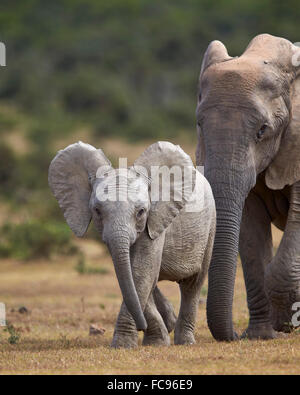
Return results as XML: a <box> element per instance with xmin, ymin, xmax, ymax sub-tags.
<box><xmin>49</xmin><ymin>141</ymin><xmax>216</xmax><ymax>348</ymax></box>
<box><xmin>196</xmin><ymin>34</ymin><xmax>300</xmax><ymax>341</ymax></box>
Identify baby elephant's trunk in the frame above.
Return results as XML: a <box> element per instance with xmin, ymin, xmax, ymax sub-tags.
<box><xmin>108</xmin><ymin>233</ymin><xmax>147</xmax><ymax>331</ymax></box>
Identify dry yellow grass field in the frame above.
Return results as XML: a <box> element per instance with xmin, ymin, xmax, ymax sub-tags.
<box><xmin>0</xmin><ymin>226</ymin><xmax>300</xmax><ymax>375</ymax></box>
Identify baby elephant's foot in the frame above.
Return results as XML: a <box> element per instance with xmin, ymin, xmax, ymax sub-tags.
<box><xmin>143</xmin><ymin>328</ymin><xmax>170</xmax><ymax>347</ymax></box>
<box><xmin>241</xmin><ymin>322</ymin><xmax>277</xmax><ymax>340</ymax></box>
<box><xmin>111</xmin><ymin>332</ymin><xmax>139</xmax><ymax>349</ymax></box>
<box><xmin>174</xmin><ymin>328</ymin><xmax>196</xmax><ymax>345</ymax></box>
<box><xmin>143</xmin><ymin>334</ymin><xmax>170</xmax><ymax>347</ymax></box>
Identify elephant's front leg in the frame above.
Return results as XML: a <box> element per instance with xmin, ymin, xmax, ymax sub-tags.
<box><xmin>142</xmin><ymin>293</ymin><xmax>170</xmax><ymax>346</ymax></box>
<box><xmin>265</xmin><ymin>182</ymin><xmax>300</xmax><ymax>332</ymax></box>
<box><xmin>111</xmin><ymin>231</ymin><xmax>166</xmax><ymax>348</ymax></box>
<box><xmin>111</xmin><ymin>302</ymin><xmax>139</xmax><ymax>348</ymax></box>
<box><xmin>239</xmin><ymin>191</ymin><xmax>277</xmax><ymax>340</ymax></box>
<box><xmin>112</xmin><ymin>295</ymin><xmax>171</xmax><ymax>348</ymax></box>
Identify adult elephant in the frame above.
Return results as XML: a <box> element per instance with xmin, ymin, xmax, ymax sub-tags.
<box><xmin>196</xmin><ymin>34</ymin><xmax>300</xmax><ymax>341</ymax></box>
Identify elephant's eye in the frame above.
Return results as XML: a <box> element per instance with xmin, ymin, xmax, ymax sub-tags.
<box><xmin>137</xmin><ymin>208</ymin><xmax>145</xmax><ymax>218</ymax></box>
<box><xmin>256</xmin><ymin>124</ymin><xmax>268</xmax><ymax>140</ymax></box>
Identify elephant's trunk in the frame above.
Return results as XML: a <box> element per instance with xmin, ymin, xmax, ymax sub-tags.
<box><xmin>205</xmin><ymin>164</ymin><xmax>254</xmax><ymax>341</ymax></box>
<box><xmin>108</xmin><ymin>232</ymin><xmax>147</xmax><ymax>331</ymax></box>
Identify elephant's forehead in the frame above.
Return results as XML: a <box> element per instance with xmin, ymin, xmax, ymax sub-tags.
<box><xmin>127</xmin><ymin>177</ymin><xmax>149</xmax><ymax>200</ymax></box>
<box><xmin>94</xmin><ymin>171</ymin><xmax>149</xmax><ymax>203</ymax></box>
<box><xmin>202</xmin><ymin>56</ymin><xmax>282</xmax><ymax>99</ymax></box>
<box><xmin>203</xmin><ymin>68</ymin><xmax>260</xmax><ymax>97</ymax></box>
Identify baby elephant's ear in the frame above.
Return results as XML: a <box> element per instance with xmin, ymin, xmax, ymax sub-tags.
<box><xmin>133</xmin><ymin>142</ymin><xmax>196</xmax><ymax>239</ymax></box>
<box><xmin>48</xmin><ymin>141</ymin><xmax>111</xmax><ymax>237</ymax></box>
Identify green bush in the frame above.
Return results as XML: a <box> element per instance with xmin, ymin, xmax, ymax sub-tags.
<box><xmin>0</xmin><ymin>0</ymin><xmax>299</xmax><ymax>243</ymax></box>
<box><xmin>0</xmin><ymin>221</ymin><xmax>77</xmax><ymax>260</ymax></box>
<box><xmin>1</xmin><ymin>0</ymin><xmax>298</xmax><ymax>145</ymax></box>
<box><xmin>4</xmin><ymin>323</ymin><xmax>20</xmax><ymax>345</ymax></box>
<box><xmin>0</xmin><ymin>143</ymin><xmax>18</xmax><ymax>197</ymax></box>
<box><xmin>0</xmin><ymin>111</ymin><xmax>18</xmax><ymax>134</ymax></box>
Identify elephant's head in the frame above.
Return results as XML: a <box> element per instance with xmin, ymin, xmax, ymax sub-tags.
<box><xmin>49</xmin><ymin>141</ymin><xmax>195</xmax><ymax>332</ymax></box>
<box><xmin>196</xmin><ymin>34</ymin><xmax>300</xmax><ymax>340</ymax></box>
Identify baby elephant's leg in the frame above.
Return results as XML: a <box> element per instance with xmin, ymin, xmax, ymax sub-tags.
<box><xmin>112</xmin><ymin>232</ymin><xmax>166</xmax><ymax>348</ymax></box>
<box><xmin>111</xmin><ymin>302</ymin><xmax>139</xmax><ymax>349</ymax></box>
<box><xmin>175</xmin><ymin>273</ymin><xmax>202</xmax><ymax>345</ymax></box>
<box><xmin>143</xmin><ymin>294</ymin><xmax>170</xmax><ymax>346</ymax></box>
<box><xmin>153</xmin><ymin>286</ymin><xmax>177</xmax><ymax>333</ymax></box>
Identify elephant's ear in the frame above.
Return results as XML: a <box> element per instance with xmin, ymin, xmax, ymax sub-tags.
<box><xmin>265</xmin><ymin>43</ymin><xmax>300</xmax><ymax>190</ymax></box>
<box><xmin>200</xmin><ymin>40</ymin><xmax>233</xmax><ymax>79</ymax></box>
<box><xmin>266</xmin><ymin>77</ymin><xmax>300</xmax><ymax>189</ymax></box>
<box><xmin>133</xmin><ymin>142</ymin><xmax>196</xmax><ymax>239</ymax></box>
<box><xmin>48</xmin><ymin>141</ymin><xmax>112</xmax><ymax>237</ymax></box>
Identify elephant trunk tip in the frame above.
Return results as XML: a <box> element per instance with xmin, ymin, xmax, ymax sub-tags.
<box><xmin>136</xmin><ymin>316</ymin><xmax>148</xmax><ymax>332</ymax></box>
<box><xmin>207</xmin><ymin>319</ymin><xmax>236</xmax><ymax>342</ymax></box>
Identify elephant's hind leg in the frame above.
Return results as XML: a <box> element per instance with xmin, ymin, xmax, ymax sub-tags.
<box><xmin>153</xmin><ymin>286</ymin><xmax>177</xmax><ymax>333</ymax></box>
<box><xmin>239</xmin><ymin>190</ymin><xmax>277</xmax><ymax>340</ymax></box>
<box><xmin>174</xmin><ymin>273</ymin><xmax>202</xmax><ymax>345</ymax></box>
<box><xmin>142</xmin><ymin>294</ymin><xmax>170</xmax><ymax>346</ymax></box>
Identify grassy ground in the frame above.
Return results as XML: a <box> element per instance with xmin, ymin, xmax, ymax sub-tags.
<box><xmin>0</xmin><ymin>228</ymin><xmax>300</xmax><ymax>375</ymax></box>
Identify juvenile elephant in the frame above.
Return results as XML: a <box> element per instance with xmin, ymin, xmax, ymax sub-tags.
<box><xmin>196</xmin><ymin>34</ymin><xmax>300</xmax><ymax>341</ymax></box>
<box><xmin>49</xmin><ymin>141</ymin><xmax>216</xmax><ymax>348</ymax></box>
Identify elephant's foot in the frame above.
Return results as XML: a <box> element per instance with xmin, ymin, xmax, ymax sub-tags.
<box><xmin>241</xmin><ymin>322</ymin><xmax>277</xmax><ymax>340</ymax></box>
<box><xmin>270</xmin><ymin>305</ymin><xmax>295</xmax><ymax>333</ymax></box>
<box><xmin>267</xmin><ymin>288</ymin><xmax>296</xmax><ymax>333</ymax></box>
<box><xmin>142</xmin><ymin>331</ymin><xmax>170</xmax><ymax>347</ymax></box>
<box><xmin>265</xmin><ymin>260</ymin><xmax>300</xmax><ymax>333</ymax></box>
<box><xmin>111</xmin><ymin>331</ymin><xmax>139</xmax><ymax>349</ymax></box>
<box><xmin>174</xmin><ymin>326</ymin><xmax>196</xmax><ymax>345</ymax></box>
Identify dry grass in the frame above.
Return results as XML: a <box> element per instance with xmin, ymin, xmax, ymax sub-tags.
<box><xmin>0</xmin><ymin>228</ymin><xmax>300</xmax><ymax>375</ymax></box>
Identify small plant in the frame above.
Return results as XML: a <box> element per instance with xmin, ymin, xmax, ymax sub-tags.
<box><xmin>75</xmin><ymin>255</ymin><xmax>109</xmax><ymax>275</ymax></box>
<box><xmin>59</xmin><ymin>333</ymin><xmax>71</xmax><ymax>348</ymax></box>
<box><xmin>200</xmin><ymin>286</ymin><xmax>207</xmax><ymax>296</ymax></box>
<box><xmin>4</xmin><ymin>323</ymin><xmax>20</xmax><ymax>345</ymax></box>
<box><xmin>75</xmin><ymin>255</ymin><xmax>86</xmax><ymax>274</ymax></box>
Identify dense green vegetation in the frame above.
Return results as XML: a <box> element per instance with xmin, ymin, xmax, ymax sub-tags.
<box><xmin>1</xmin><ymin>0</ymin><xmax>299</xmax><ymax>142</ymax></box>
<box><xmin>0</xmin><ymin>221</ymin><xmax>77</xmax><ymax>260</ymax></box>
<box><xmin>0</xmin><ymin>0</ymin><xmax>299</xmax><ymax>259</ymax></box>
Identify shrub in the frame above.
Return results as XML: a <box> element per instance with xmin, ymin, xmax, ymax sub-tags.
<box><xmin>0</xmin><ymin>221</ymin><xmax>77</xmax><ymax>260</ymax></box>
<box><xmin>4</xmin><ymin>323</ymin><xmax>20</xmax><ymax>345</ymax></box>
<box><xmin>0</xmin><ymin>143</ymin><xmax>18</xmax><ymax>197</ymax></box>
<box><xmin>75</xmin><ymin>254</ymin><xmax>109</xmax><ymax>275</ymax></box>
